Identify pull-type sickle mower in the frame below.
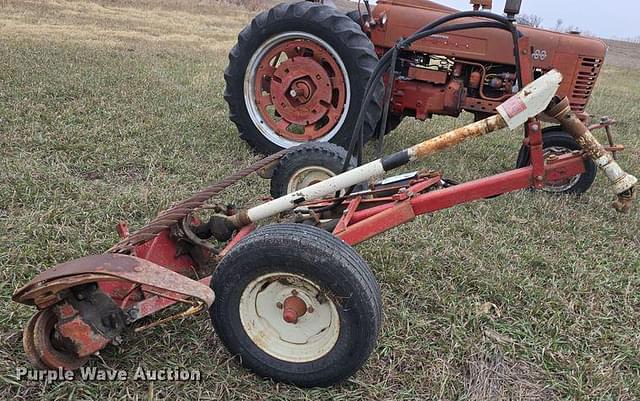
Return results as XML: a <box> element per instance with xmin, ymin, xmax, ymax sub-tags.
<box><xmin>12</xmin><ymin>5</ymin><xmax>638</xmax><ymax>388</ymax></box>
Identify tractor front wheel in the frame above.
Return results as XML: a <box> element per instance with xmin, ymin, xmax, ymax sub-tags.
<box><xmin>210</xmin><ymin>224</ymin><xmax>382</xmax><ymax>387</ymax></box>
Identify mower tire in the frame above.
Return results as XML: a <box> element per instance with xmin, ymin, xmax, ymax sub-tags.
<box><xmin>225</xmin><ymin>1</ymin><xmax>383</xmax><ymax>155</ymax></box>
<box><xmin>210</xmin><ymin>224</ymin><xmax>382</xmax><ymax>387</ymax></box>
<box><xmin>516</xmin><ymin>128</ymin><xmax>597</xmax><ymax>195</ymax></box>
<box><xmin>269</xmin><ymin>142</ymin><xmax>357</xmax><ymax>198</ymax></box>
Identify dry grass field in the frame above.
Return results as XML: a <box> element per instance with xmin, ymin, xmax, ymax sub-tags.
<box><xmin>1</xmin><ymin>1</ymin><xmax>639</xmax><ymax>400</ymax></box>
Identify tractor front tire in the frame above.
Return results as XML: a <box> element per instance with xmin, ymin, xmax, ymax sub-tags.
<box><xmin>210</xmin><ymin>224</ymin><xmax>382</xmax><ymax>387</ymax></box>
<box><xmin>225</xmin><ymin>1</ymin><xmax>383</xmax><ymax>155</ymax></box>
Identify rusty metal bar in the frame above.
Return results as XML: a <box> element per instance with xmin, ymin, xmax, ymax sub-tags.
<box><xmin>547</xmin><ymin>97</ymin><xmax>637</xmax><ymax>212</ymax></box>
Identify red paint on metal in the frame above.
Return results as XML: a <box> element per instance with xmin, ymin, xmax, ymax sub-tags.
<box><xmin>130</xmin><ymin>276</ymin><xmax>211</xmax><ymax>321</ymax></box>
<box><xmin>139</xmin><ymin>229</ymin><xmax>195</xmax><ymax>278</ymax></box>
<box><xmin>339</xmin><ymin>154</ymin><xmax>586</xmax><ymax>245</ymax></box>
<box><xmin>338</xmin><ymin>201</ymin><xmax>416</xmax><ymax>245</ymax></box>
<box><xmin>334</xmin><ymin>196</ymin><xmax>362</xmax><ymax>234</ymax></box>
<box><xmin>282</xmin><ymin>294</ymin><xmax>307</xmax><ymax>324</ymax></box>
<box><xmin>116</xmin><ymin>222</ymin><xmax>129</xmax><ymax>239</ymax></box>
<box><xmin>371</xmin><ymin>3</ymin><xmax>605</xmax><ymax>117</ymax></box>
<box><xmin>407</xmin><ymin>176</ymin><xmax>442</xmax><ymax>194</ymax></box>
<box><xmin>544</xmin><ymin>152</ymin><xmax>587</xmax><ymax>182</ymax></box>
<box><xmin>56</xmin><ymin>316</ymin><xmax>111</xmax><ymax>358</ymax></box>
<box><xmin>253</xmin><ymin>38</ymin><xmax>346</xmax><ymax>141</ymax></box>
<box><xmin>219</xmin><ymin>224</ymin><xmax>256</xmax><ymax>258</ymax></box>
<box><xmin>526</xmin><ymin>119</ymin><xmax>546</xmax><ymax>189</ymax></box>
<box><xmin>13</xmin><ymin>253</ymin><xmax>215</xmax><ymax>308</ymax></box>
<box><xmin>350</xmin><ymin>202</ymin><xmax>397</xmax><ymax>224</ymax></box>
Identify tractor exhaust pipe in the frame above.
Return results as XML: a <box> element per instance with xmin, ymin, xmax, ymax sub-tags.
<box><xmin>546</xmin><ymin>97</ymin><xmax>637</xmax><ymax>212</ymax></box>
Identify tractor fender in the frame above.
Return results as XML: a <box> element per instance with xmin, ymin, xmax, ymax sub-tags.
<box><xmin>13</xmin><ymin>253</ymin><xmax>215</xmax><ymax>309</ymax></box>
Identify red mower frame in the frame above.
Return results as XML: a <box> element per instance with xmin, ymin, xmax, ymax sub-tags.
<box><xmin>13</xmin><ymin>16</ymin><xmax>635</xmax><ymax>385</ymax></box>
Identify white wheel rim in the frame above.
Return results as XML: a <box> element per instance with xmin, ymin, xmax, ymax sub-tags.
<box><xmin>286</xmin><ymin>166</ymin><xmax>336</xmax><ymax>194</ymax></box>
<box><xmin>543</xmin><ymin>146</ymin><xmax>582</xmax><ymax>193</ymax></box>
<box><xmin>244</xmin><ymin>32</ymin><xmax>351</xmax><ymax>149</ymax></box>
<box><xmin>239</xmin><ymin>272</ymin><xmax>340</xmax><ymax>363</ymax></box>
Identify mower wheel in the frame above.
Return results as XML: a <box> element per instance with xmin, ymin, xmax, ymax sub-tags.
<box><xmin>270</xmin><ymin>142</ymin><xmax>356</xmax><ymax>198</ymax></box>
<box><xmin>210</xmin><ymin>224</ymin><xmax>382</xmax><ymax>387</ymax></box>
<box><xmin>24</xmin><ymin>308</ymin><xmax>89</xmax><ymax>370</ymax></box>
<box><xmin>516</xmin><ymin>128</ymin><xmax>597</xmax><ymax>194</ymax></box>
<box><xmin>225</xmin><ymin>1</ymin><xmax>383</xmax><ymax>154</ymax></box>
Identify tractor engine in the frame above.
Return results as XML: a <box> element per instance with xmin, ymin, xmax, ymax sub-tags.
<box><xmin>368</xmin><ymin>0</ymin><xmax>607</xmax><ymax>122</ymax></box>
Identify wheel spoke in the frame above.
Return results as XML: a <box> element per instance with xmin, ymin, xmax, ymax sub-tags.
<box><xmin>275</xmin><ymin>119</ymin><xmax>290</xmax><ymax>132</ymax></box>
<box><xmin>257</xmin><ymin>94</ymin><xmax>273</xmax><ymax>106</ymax></box>
<box><xmin>328</xmin><ymin>76</ymin><xmax>341</xmax><ymax>89</ymax></box>
<box><xmin>283</xmin><ymin>45</ymin><xmax>300</xmax><ymax>60</ymax></box>
<box><xmin>258</xmin><ymin>61</ymin><xmax>276</xmax><ymax>76</ymax></box>
<box><xmin>303</xmin><ymin>125</ymin><xmax>321</xmax><ymax>140</ymax></box>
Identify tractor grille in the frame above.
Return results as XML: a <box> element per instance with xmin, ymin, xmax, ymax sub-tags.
<box><xmin>570</xmin><ymin>57</ymin><xmax>603</xmax><ymax>112</ymax></box>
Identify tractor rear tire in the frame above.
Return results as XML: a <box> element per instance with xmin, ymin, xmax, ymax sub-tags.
<box><xmin>225</xmin><ymin>1</ymin><xmax>383</xmax><ymax>155</ymax></box>
<box><xmin>516</xmin><ymin>128</ymin><xmax>597</xmax><ymax>194</ymax></box>
<box><xmin>210</xmin><ymin>224</ymin><xmax>382</xmax><ymax>387</ymax></box>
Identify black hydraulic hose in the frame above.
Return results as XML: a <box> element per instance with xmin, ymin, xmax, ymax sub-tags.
<box><xmin>322</xmin><ymin>13</ymin><xmax>525</xmax><ymax>213</ymax></box>
<box><xmin>343</xmin><ymin>20</ymin><xmax>515</xmax><ymax>173</ymax></box>
<box><xmin>344</xmin><ymin>21</ymin><xmax>510</xmax><ymax>169</ymax></box>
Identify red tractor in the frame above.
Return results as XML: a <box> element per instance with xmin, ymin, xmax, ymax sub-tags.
<box><xmin>15</xmin><ymin>0</ymin><xmax>636</xmax><ymax>391</ymax></box>
<box><xmin>225</xmin><ymin>0</ymin><xmax>607</xmax><ymax>193</ymax></box>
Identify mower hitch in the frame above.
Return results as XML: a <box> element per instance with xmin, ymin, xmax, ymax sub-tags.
<box><xmin>546</xmin><ymin>96</ymin><xmax>638</xmax><ymax>211</ymax></box>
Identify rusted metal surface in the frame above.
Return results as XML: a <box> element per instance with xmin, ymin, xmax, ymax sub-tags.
<box><xmin>129</xmin><ymin>277</ymin><xmax>211</xmax><ymax>322</ymax></box>
<box><xmin>333</xmin><ymin>196</ymin><xmax>361</xmax><ymax>234</ymax></box>
<box><xmin>409</xmin><ymin>114</ymin><xmax>506</xmax><ymax>159</ymax></box>
<box><xmin>55</xmin><ymin>313</ymin><xmax>111</xmax><ymax>358</ymax></box>
<box><xmin>282</xmin><ymin>293</ymin><xmax>308</xmax><ymax>324</ymax></box>
<box><xmin>13</xmin><ymin>253</ymin><xmax>215</xmax><ymax>308</ymax></box>
<box><xmin>133</xmin><ymin>302</ymin><xmax>205</xmax><ymax>333</ymax></box>
<box><xmin>547</xmin><ymin>97</ymin><xmax>637</xmax><ymax>207</ymax></box>
<box><xmin>589</xmin><ymin>117</ymin><xmax>618</xmax><ymax>159</ymax></box>
<box><xmin>371</xmin><ymin>0</ymin><xmax>606</xmax><ymax>119</ymax></box>
<box><xmin>407</xmin><ymin>67</ymin><xmax>448</xmax><ymax>84</ymax></box>
<box><xmin>613</xmin><ymin>189</ymin><xmax>636</xmax><ymax>213</ymax></box>
<box><xmin>31</xmin><ymin>308</ymin><xmax>89</xmax><ymax>370</ymax></box>
<box><xmin>547</xmin><ymin>97</ymin><xmax>605</xmax><ymax>160</ymax></box>
<box><xmin>253</xmin><ymin>38</ymin><xmax>346</xmax><ymax>141</ymax></box>
<box><xmin>22</xmin><ymin>311</ymin><xmax>47</xmax><ymax>369</ymax></box>
<box><xmin>470</xmin><ymin>0</ymin><xmax>492</xmax><ymax>10</ymax></box>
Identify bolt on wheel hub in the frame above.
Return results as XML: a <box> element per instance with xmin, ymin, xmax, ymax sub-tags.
<box><xmin>239</xmin><ymin>272</ymin><xmax>340</xmax><ymax>363</ymax></box>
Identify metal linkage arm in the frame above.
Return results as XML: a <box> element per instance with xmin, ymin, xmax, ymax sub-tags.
<box><xmin>546</xmin><ymin>97</ymin><xmax>637</xmax><ymax>212</ymax></box>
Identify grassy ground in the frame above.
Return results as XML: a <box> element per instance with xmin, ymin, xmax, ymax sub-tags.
<box><xmin>1</xmin><ymin>1</ymin><xmax>639</xmax><ymax>400</ymax></box>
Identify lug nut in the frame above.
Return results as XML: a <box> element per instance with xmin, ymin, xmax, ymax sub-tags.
<box><xmin>276</xmin><ymin>302</ymin><xmax>283</xmax><ymax>309</ymax></box>
<box><xmin>307</xmin><ymin>306</ymin><xmax>314</xmax><ymax>313</ymax></box>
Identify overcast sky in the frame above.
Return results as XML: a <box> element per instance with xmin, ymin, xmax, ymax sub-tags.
<box><xmin>432</xmin><ymin>0</ymin><xmax>635</xmax><ymax>39</ymax></box>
